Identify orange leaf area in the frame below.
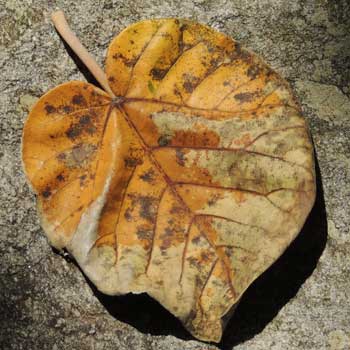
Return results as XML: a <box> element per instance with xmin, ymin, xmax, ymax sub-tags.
<box><xmin>22</xmin><ymin>19</ymin><xmax>315</xmax><ymax>342</ymax></box>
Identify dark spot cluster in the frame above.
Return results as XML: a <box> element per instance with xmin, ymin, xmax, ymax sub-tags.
<box><xmin>191</xmin><ymin>236</ymin><xmax>201</xmax><ymax>245</ymax></box>
<box><xmin>209</xmin><ymin>56</ymin><xmax>221</xmax><ymax>67</ymax></box>
<box><xmin>66</xmin><ymin>125</ymin><xmax>81</xmax><ymax>139</ymax></box>
<box><xmin>169</xmin><ymin>204</ymin><xmax>186</xmax><ymax>215</ymax></box>
<box><xmin>56</xmin><ymin>173</ymin><xmax>65</xmax><ymax>182</ymax></box>
<box><xmin>187</xmin><ymin>256</ymin><xmax>200</xmax><ymax>268</ymax></box>
<box><xmin>112</xmin><ymin>53</ymin><xmax>137</xmax><ymax>68</ymax></box>
<box><xmin>157</xmin><ymin>135</ymin><xmax>171</xmax><ymax>147</ymax></box>
<box><xmin>150</xmin><ymin>67</ymin><xmax>169</xmax><ymax>81</ymax></box>
<box><xmin>160</xmin><ymin>237</ymin><xmax>173</xmax><ymax>251</ymax></box>
<box><xmin>206</xmin><ymin>44</ymin><xmax>215</xmax><ymax>54</ymax></box>
<box><xmin>228</xmin><ymin>43</ymin><xmax>251</xmax><ymax>63</ymax></box>
<box><xmin>45</xmin><ymin>104</ymin><xmax>56</xmax><ymax>114</ymax></box>
<box><xmin>62</xmin><ymin>105</ymin><xmax>73</xmax><ymax>114</ymax></box>
<box><xmin>234</xmin><ymin>92</ymin><xmax>256</xmax><ymax>103</ymax></box>
<box><xmin>42</xmin><ymin>186</ymin><xmax>52</xmax><ymax>198</ymax></box>
<box><xmin>71</xmin><ymin>94</ymin><xmax>87</xmax><ymax>106</ymax></box>
<box><xmin>200</xmin><ymin>251</ymin><xmax>212</xmax><ymax>263</ymax></box>
<box><xmin>124</xmin><ymin>147</ymin><xmax>144</xmax><ymax>168</ymax></box>
<box><xmin>136</xmin><ymin>225</ymin><xmax>153</xmax><ymax>241</ymax></box>
<box><xmin>247</xmin><ymin>65</ymin><xmax>261</xmax><ymax>79</ymax></box>
<box><xmin>182</xmin><ymin>73</ymin><xmax>201</xmax><ymax>93</ymax></box>
<box><xmin>79</xmin><ymin>174</ymin><xmax>87</xmax><ymax>186</ymax></box>
<box><xmin>173</xmin><ymin>87</ymin><xmax>183</xmax><ymax>99</ymax></box>
<box><xmin>124</xmin><ymin>208</ymin><xmax>133</xmax><ymax>221</ymax></box>
<box><xmin>126</xmin><ymin>193</ymin><xmax>159</xmax><ymax>223</ymax></box>
<box><xmin>138</xmin><ymin>195</ymin><xmax>158</xmax><ymax>222</ymax></box>
<box><xmin>208</xmin><ymin>193</ymin><xmax>222</xmax><ymax>206</ymax></box>
<box><xmin>65</xmin><ymin>114</ymin><xmax>96</xmax><ymax>140</ymax></box>
<box><xmin>159</xmin><ymin>222</ymin><xmax>186</xmax><ymax>251</ymax></box>
<box><xmin>43</xmin><ymin>99</ymin><xmax>89</xmax><ymax>117</ymax></box>
<box><xmin>139</xmin><ymin>169</ymin><xmax>156</xmax><ymax>183</ymax></box>
<box><xmin>172</xmin><ymin>129</ymin><xmax>220</xmax><ymax>148</ymax></box>
<box><xmin>179</xmin><ymin>23</ymin><xmax>188</xmax><ymax>32</ymax></box>
<box><xmin>124</xmin><ymin>157</ymin><xmax>143</xmax><ymax>168</ymax></box>
<box><xmin>175</xmin><ymin>149</ymin><xmax>186</xmax><ymax>166</ymax></box>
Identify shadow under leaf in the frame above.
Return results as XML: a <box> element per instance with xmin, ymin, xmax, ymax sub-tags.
<box><xmin>81</xmin><ymin>156</ymin><xmax>327</xmax><ymax>347</ymax></box>
<box><xmin>55</xmin><ymin>29</ymin><xmax>103</xmax><ymax>90</ymax></box>
<box><xmin>219</xmin><ymin>155</ymin><xmax>327</xmax><ymax>349</ymax></box>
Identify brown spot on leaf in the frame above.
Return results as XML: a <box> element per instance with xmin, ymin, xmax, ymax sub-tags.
<box><xmin>234</xmin><ymin>92</ymin><xmax>255</xmax><ymax>103</ymax></box>
<box><xmin>45</xmin><ymin>104</ymin><xmax>56</xmax><ymax>114</ymax></box>
<box><xmin>79</xmin><ymin>174</ymin><xmax>87</xmax><ymax>186</ymax></box>
<box><xmin>62</xmin><ymin>105</ymin><xmax>73</xmax><ymax>114</ymax></box>
<box><xmin>124</xmin><ymin>208</ymin><xmax>133</xmax><ymax>221</ymax></box>
<box><xmin>56</xmin><ymin>174</ymin><xmax>65</xmax><ymax>182</ymax></box>
<box><xmin>160</xmin><ymin>237</ymin><xmax>173</xmax><ymax>250</ymax></box>
<box><xmin>169</xmin><ymin>205</ymin><xmax>185</xmax><ymax>215</ymax></box>
<box><xmin>208</xmin><ymin>193</ymin><xmax>224</xmax><ymax>206</ymax></box>
<box><xmin>158</xmin><ymin>135</ymin><xmax>170</xmax><ymax>147</ymax></box>
<box><xmin>66</xmin><ymin>125</ymin><xmax>82</xmax><ymax>139</ymax></box>
<box><xmin>139</xmin><ymin>169</ymin><xmax>155</xmax><ymax>183</ymax></box>
<box><xmin>138</xmin><ymin>195</ymin><xmax>158</xmax><ymax>222</ymax></box>
<box><xmin>136</xmin><ymin>225</ymin><xmax>153</xmax><ymax>241</ymax></box>
<box><xmin>42</xmin><ymin>187</ymin><xmax>51</xmax><ymax>198</ymax></box>
<box><xmin>247</xmin><ymin>65</ymin><xmax>261</xmax><ymax>79</ymax></box>
<box><xmin>72</xmin><ymin>94</ymin><xmax>86</xmax><ymax>106</ymax></box>
<box><xmin>171</xmin><ymin>129</ymin><xmax>220</xmax><ymax>147</ymax></box>
<box><xmin>66</xmin><ymin>115</ymin><xmax>96</xmax><ymax>140</ymax></box>
<box><xmin>188</xmin><ymin>256</ymin><xmax>200</xmax><ymax>268</ymax></box>
<box><xmin>150</xmin><ymin>67</ymin><xmax>169</xmax><ymax>80</ymax></box>
<box><xmin>124</xmin><ymin>157</ymin><xmax>143</xmax><ymax>168</ymax></box>
<box><xmin>79</xmin><ymin>115</ymin><xmax>92</xmax><ymax>125</ymax></box>
<box><xmin>200</xmin><ymin>251</ymin><xmax>212</xmax><ymax>263</ymax></box>
<box><xmin>176</xmin><ymin>149</ymin><xmax>185</xmax><ymax>166</ymax></box>
<box><xmin>191</xmin><ymin>236</ymin><xmax>201</xmax><ymax>245</ymax></box>
<box><xmin>182</xmin><ymin>73</ymin><xmax>201</xmax><ymax>93</ymax></box>
<box><xmin>113</xmin><ymin>53</ymin><xmax>137</xmax><ymax>67</ymax></box>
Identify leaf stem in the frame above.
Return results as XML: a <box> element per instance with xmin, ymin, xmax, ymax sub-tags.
<box><xmin>51</xmin><ymin>10</ymin><xmax>115</xmax><ymax>98</ymax></box>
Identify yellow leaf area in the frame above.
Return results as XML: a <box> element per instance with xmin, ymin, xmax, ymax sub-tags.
<box><xmin>22</xmin><ymin>19</ymin><xmax>315</xmax><ymax>342</ymax></box>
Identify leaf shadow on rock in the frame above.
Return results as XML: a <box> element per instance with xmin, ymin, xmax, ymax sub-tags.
<box><xmin>57</xmin><ymin>40</ymin><xmax>328</xmax><ymax>346</ymax></box>
<box><xmin>219</xmin><ymin>154</ymin><xmax>327</xmax><ymax>349</ymax></box>
<box><xmin>77</xmin><ymin>151</ymin><xmax>328</xmax><ymax>347</ymax></box>
<box><xmin>55</xmin><ymin>29</ymin><xmax>102</xmax><ymax>91</ymax></box>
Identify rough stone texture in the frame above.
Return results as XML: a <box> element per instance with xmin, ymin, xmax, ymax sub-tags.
<box><xmin>0</xmin><ymin>0</ymin><xmax>349</xmax><ymax>349</ymax></box>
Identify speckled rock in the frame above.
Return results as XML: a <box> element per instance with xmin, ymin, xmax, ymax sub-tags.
<box><xmin>0</xmin><ymin>1</ymin><xmax>349</xmax><ymax>350</ymax></box>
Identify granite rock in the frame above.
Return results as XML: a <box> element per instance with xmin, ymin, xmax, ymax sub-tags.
<box><xmin>1</xmin><ymin>0</ymin><xmax>349</xmax><ymax>349</ymax></box>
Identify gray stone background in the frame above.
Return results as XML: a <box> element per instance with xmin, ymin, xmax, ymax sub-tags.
<box><xmin>0</xmin><ymin>0</ymin><xmax>349</xmax><ymax>349</ymax></box>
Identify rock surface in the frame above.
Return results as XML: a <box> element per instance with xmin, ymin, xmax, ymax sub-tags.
<box><xmin>0</xmin><ymin>0</ymin><xmax>349</xmax><ymax>349</ymax></box>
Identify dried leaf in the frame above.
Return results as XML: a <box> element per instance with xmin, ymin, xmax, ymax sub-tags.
<box><xmin>22</xmin><ymin>18</ymin><xmax>315</xmax><ymax>342</ymax></box>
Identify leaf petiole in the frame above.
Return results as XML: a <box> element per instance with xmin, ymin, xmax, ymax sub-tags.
<box><xmin>51</xmin><ymin>10</ymin><xmax>115</xmax><ymax>98</ymax></box>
